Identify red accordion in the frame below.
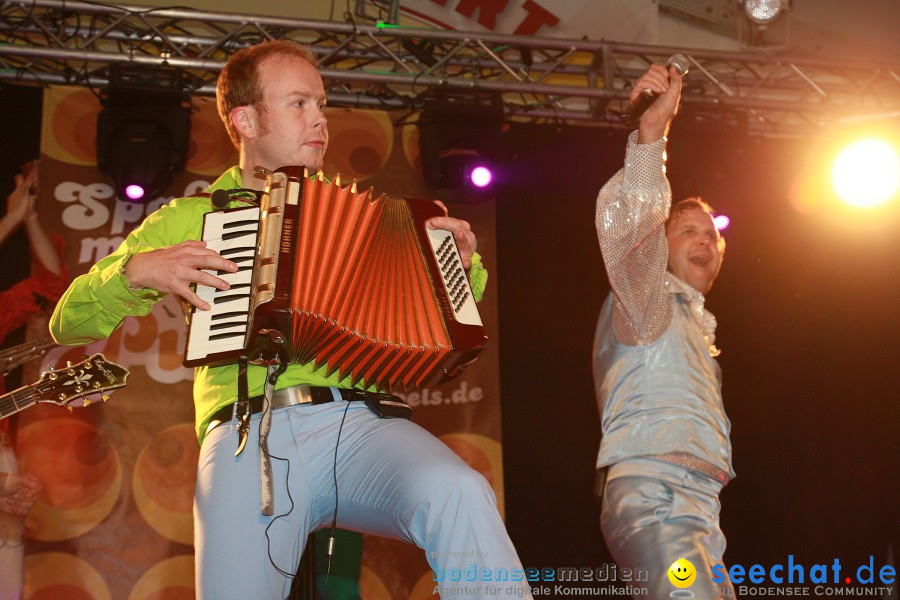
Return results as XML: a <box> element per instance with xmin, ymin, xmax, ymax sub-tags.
<box><xmin>184</xmin><ymin>166</ymin><xmax>486</xmax><ymax>391</ymax></box>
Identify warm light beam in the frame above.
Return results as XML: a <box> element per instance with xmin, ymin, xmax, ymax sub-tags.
<box><xmin>831</xmin><ymin>140</ymin><xmax>900</xmax><ymax>208</ymax></box>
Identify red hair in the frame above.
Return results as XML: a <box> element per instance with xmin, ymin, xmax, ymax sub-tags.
<box><xmin>216</xmin><ymin>40</ymin><xmax>319</xmax><ymax>148</ymax></box>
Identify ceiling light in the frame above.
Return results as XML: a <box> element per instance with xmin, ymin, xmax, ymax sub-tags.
<box><xmin>743</xmin><ymin>0</ymin><xmax>786</xmax><ymax>25</ymax></box>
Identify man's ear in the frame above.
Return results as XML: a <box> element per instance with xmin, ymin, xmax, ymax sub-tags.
<box><xmin>231</xmin><ymin>105</ymin><xmax>258</xmax><ymax>140</ymax></box>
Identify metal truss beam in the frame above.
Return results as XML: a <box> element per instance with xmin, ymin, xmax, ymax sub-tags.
<box><xmin>1</xmin><ymin>0</ymin><xmax>898</xmax><ymax>137</ymax></box>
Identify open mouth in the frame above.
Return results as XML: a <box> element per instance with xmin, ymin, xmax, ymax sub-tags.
<box><xmin>690</xmin><ymin>255</ymin><xmax>710</xmax><ymax>267</ymax></box>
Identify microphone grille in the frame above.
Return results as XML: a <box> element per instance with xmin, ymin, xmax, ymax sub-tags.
<box><xmin>211</xmin><ymin>189</ymin><xmax>231</xmax><ymax>209</ymax></box>
<box><xmin>667</xmin><ymin>54</ymin><xmax>690</xmax><ymax>76</ymax></box>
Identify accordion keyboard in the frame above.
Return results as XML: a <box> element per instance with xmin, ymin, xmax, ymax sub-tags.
<box><xmin>185</xmin><ymin>207</ymin><xmax>260</xmax><ymax>363</ymax></box>
<box><xmin>425</xmin><ymin>228</ymin><xmax>482</xmax><ymax>327</ymax></box>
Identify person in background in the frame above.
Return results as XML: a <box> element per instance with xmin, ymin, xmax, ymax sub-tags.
<box><xmin>0</xmin><ymin>161</ymin><xmax>67</xmax><ymax>600</ymax></box>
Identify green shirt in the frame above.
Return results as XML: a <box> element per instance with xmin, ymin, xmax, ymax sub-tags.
<box><xmin>49</xmin><ymin>167</ymin><xmax>488</xmax><ymax>443</ymax></box>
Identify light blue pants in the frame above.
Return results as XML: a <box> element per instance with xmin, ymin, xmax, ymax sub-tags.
<box><xmin>600</xmin><ymin>459</ymin><xmax>735</xmax><ymax>600</ymax></box>
<box><xmin>194</xmin><ymin>401</ymin><xmax>532</xmax><ymax>600</ymax></box>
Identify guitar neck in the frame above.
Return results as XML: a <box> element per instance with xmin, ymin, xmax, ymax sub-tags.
<box><xmin>0</xmin><ymin>353</ymin><xmax>128</xmax><ymax>421</ymax></box>
<box><xmin>0</xmin><ymin>336</ymin><xmax>57</xmax><ymax>377</ymax></box>
<box><xmin>0</xmin><ymin>385</ymin><xmax>38</xmax><ymax>420</ymax></box>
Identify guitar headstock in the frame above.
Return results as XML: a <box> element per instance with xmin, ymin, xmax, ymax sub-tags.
<box><xmin>34</xmin><ymin>353</ymin><xmax>129</xmax><ymax>410</ymax></box>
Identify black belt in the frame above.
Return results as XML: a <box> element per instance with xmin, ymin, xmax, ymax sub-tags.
<box><xmin>206</xmin><ymin>385</ymin><xmax>406</xmax><ymax>435</ymax></box>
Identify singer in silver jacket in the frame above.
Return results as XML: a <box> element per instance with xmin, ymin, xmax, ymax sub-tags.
<box><xmin>593</xmin><ymin>63</ymin><xmax>737</xmax><ymax>599</ymax></box>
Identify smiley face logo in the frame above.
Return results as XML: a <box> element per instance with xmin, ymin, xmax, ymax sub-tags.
<box><xmin>667</xmin><ymin>558</ymin><xmax>697</xmax><ymax>588</ymax></box>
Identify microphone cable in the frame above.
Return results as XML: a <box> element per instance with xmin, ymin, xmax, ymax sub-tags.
<box><xmin>325</xmin><ymin>399</ymin><xmax>353</xmax><ymax>588</ymax></box>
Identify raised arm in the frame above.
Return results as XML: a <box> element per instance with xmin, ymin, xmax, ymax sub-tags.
<box><xmin>0</xmin><ymin>166</ymin><xmax>35</xmax><ymax>247</ymax></box>
<box><xmin>19</xmin><ymin>163</ymin><xmax>64</xmax><ymax>277</ymax></box>
<box><xmin>595</xmin><ymin>64</ymin><xmax>683</xmax><ymax>345</ymax></box>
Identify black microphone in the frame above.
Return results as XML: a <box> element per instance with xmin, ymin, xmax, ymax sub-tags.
<box><xmin>211</xmin><ymin>188</ymin><xmax>231</xmax><ymax>210</ymax></box>
<box><xmin>624</xmin><ymin>54</ymin><xmax>690</xmax><ymax>126</ymax></box>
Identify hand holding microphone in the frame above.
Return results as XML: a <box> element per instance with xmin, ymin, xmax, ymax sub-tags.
<box><xmin>626</xmin><ymin>55</ymin><xmax>689</xmax><ymax>142</ymax></box>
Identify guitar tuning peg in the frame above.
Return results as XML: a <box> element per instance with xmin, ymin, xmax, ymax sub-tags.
<box><xmin>83</xmin><ymin>398</ymin><xmax>92</xmax><ymax>407</ymax></box>
<box><xmin>66</xmin><ymin>404</ymin><xmax>73</xmax><ymax>413</ymax></box>
<box><xmin>101</xmin><ymin>395</ymin><xmax>110</xmax><ymax>402</ymax></box>
<box><xmin>66</xmin><ymin>361</ymin><xmax>72</xmax><ymax>367</ymax></box>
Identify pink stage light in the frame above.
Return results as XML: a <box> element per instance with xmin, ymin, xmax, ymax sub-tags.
<box><xmin>470</xmin><ymin>166</ymin><xmax>493</xmax><ymax>188</ymax></box>
<box><xmin>713</xmin><ymin>215</ymin><xmax>730</xmax><ymax>231</ymax></box>
<box><xmin>125</xmin><ymin>184</ymin><xmax>146</xmax><ymax>201</ymax></box>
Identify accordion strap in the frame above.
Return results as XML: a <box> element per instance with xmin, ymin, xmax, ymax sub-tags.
<box><xmin>235</xmin><ymin>330</ymin><xmax>289</xmax><ymax>516</ymax></box>
<box><xmin>232</xmin><ymin>356</ymin><xmax>280</xmax><ymax>516</ymax></box>
<box><xmin>234</xmin><ymin>358</ymin><xmax>251</xmax><ymax>457</ymax></box>
<box><xmin>258</xmin><ymin>361</ymin><xmax>279</xmax><ymax>516</ymax></box>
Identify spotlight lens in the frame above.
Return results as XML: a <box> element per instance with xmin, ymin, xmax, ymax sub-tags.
<box><xmin>713</xmin><ymin>215</ymin><xmax>730</xmax><ymax>231</ymax></box>
<box><xmin>831</xmin><ymin>139</ymin><xmax>900</xmax><ymax>208</ymax></box>
<box><xmin>745</xmin><ymin>0</ymin><xmax>784</xmax><ymax>23</ymax></box>
<box><xmin>125</xmin><ymin>184</ymin><xmax>145</xmax><ymax>200</ymax></box>
<box><xmin>470</xmin><ymin>166</ymin><xmax>493</xmax><ymax>188</ymax></box>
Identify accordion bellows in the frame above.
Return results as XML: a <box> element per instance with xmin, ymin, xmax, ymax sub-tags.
<box><xmin>185</xmin><ymin>166</ymin><xmax>486</xmax><ymax>392</ymax></box>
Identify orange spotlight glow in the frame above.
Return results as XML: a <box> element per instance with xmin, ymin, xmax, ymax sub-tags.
<box><xmin>831</xmin><ymin>139</ymin><xmax>900</xmax><ymax>207</ymax></box>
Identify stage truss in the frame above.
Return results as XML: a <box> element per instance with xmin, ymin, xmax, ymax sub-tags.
<box><xmin>1</xmin><ymin>0</ymin><xmax>899</xmax><ymax>137</ymax></box>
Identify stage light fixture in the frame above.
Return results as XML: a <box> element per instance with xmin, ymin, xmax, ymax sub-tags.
<box><xmin>743</xmin><ymin>0</ymin><xmax>785</xmax><ymax>24</ymax></box>
<box><xmin>738</xmin><ymin>0</ymin><xmax>790</xmax><ymax>48</ymax></box>
<box><xmin>418</xmin><ymin>90</ymin><xmax>505</xmax><ymax>203</ymax></box>
<box><xmin>97</xmin><ymin>65</ymin><xmax>191</xmax><ymax>202</ymax></box>
<box><xmin>402</xmin><ymin>38</ymin><xmax>437</xmax><ymax>67</ymax></box>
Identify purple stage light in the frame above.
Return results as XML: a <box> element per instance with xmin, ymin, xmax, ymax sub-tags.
<box><xmin>470</xmin><ymin>166</ymin><xmax>493</xmax><ymax>188</ymax></box>
<box><xmin>125</xmin><ymin>184</ymin><xmax>146</xmax><ymax>201</ymax></box>
<box><xmin>713</xmin><ymin>215</ymin><xmax>730</xmax><ymax>231</ymax></box>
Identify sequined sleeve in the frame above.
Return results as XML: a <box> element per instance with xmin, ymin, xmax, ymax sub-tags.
<box><xmin>595</xmin><ymin>131</ymin><xmax>673</xmax><ymax>346</ymax></box>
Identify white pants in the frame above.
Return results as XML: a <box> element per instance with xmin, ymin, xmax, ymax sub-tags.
<box><xmin>600</xmin><ymin>459</ymin><xmax>735</xmax><ymax>600</ymax></box>
<box><xmin>194</xmin><ymin>401</ymin><xmax>532</xmax><ymax>600</ymax></box>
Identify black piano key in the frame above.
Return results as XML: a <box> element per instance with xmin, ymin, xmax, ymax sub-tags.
<box><xmin>210</xmin><ymin>284</ymin><xmax>250</xmax><ymax>297</ymax></box>
<box><xmin>216</xmin><ymin>263</ymin><xmax>253</xmax><ymax>276</ymax></box>
<box><xmin>220</xmin><ymin>246</ymin><xmax>256</xmax><ymax>257</ymax></box>
<box><xmin>222</xmin><ymin>230</ymin><xmax>257</xmax><ymax>241</ymax></box>
<box><xmin>213</xmin><ymin>292</ymin><xmax>250</xmax><ymax>304</ymax></box>
<box><xmin>222</xmin><ymin>219</ymin><xmax>259</xmax><ymax>230</ymax></box>
<box><xmin>210</xmin><ymin>320</ymin><xmax>247</xmax><ymax>331</ymax></box>
<box><xmin>211</xmin><ymin>311</ymin><xmax>249</xmax><ymax>321</ymax></box>
<box><xmin>209</xmin><ymin>331</ymin><xmax>246</xmax><ymax>341</ymax></box>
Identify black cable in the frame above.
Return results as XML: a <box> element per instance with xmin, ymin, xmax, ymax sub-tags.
<box><xmin>263</xmin><ymin>449</ymin><xmax>296</xmax><ymax>579</ymax></box>
<box><xmin>325</xmin><ymin>399</ymin><xmax>352</xmax><ymax>587</ymax></box>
